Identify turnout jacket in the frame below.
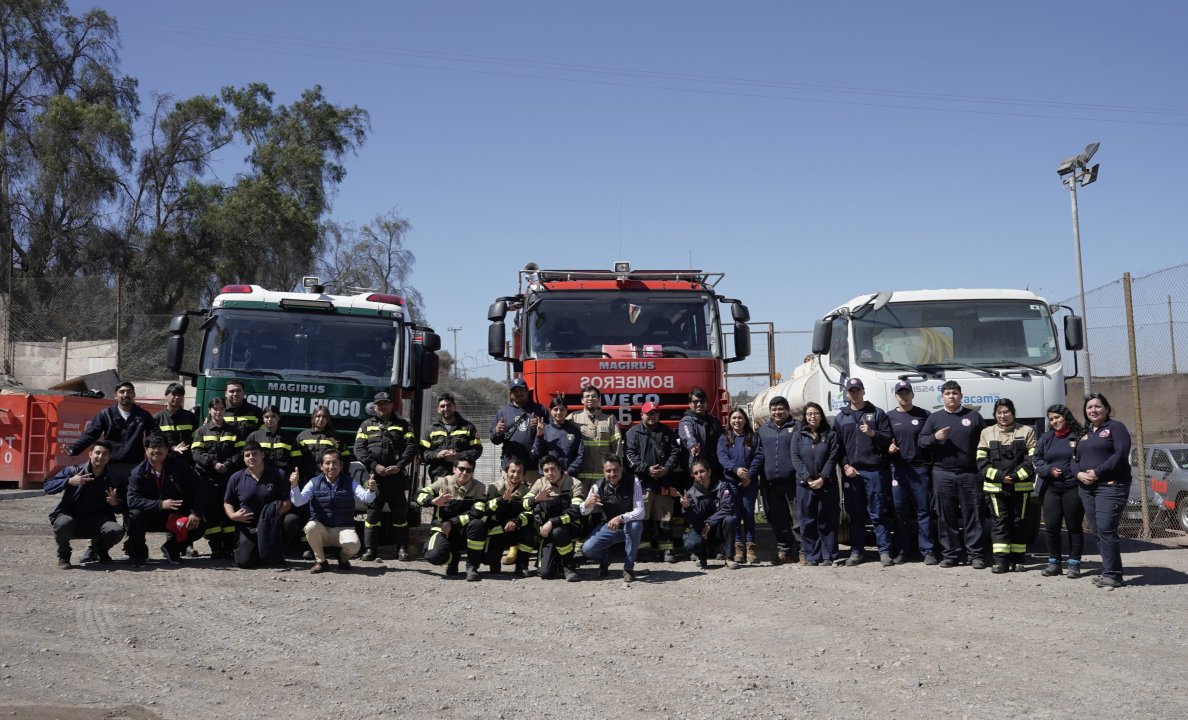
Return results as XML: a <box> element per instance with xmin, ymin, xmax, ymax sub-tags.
<box><xmin>416</xmin><ymin>476</ymin><xmax>488</xmax><ymax>528</ymax></box>
<box><xmin>44</xmin><ymin>462</ymin><xmax>120</xmax><ymax>522</ymax></box>
<box><xmin>524</xmin><ymin>475</ymin><xmax>583</xmax><ymax>528</ymax></box>
<box><xmin>296</xmin><ymin>428</ymin><xmax>351</xmax><ymax>480</ymax></box>
<box><xmin>568</xmin><ymin>409</ymin><xmax>623</xmax><ymax>487</ymax></box>
<box><xmin>153</xmin><ymin>407</ymin><xmax>199</xmax><ymax>464</ymax></box>
<box><xmin>485</xmin><ymin>479</ymin><xmax>531</xmax><ymax>532</ymax></box>
<box><xmin>223</xmin><ymin>400</ymin><xmax>264</xmax><ymax>439</ymax></box>
<box><xmin>624</xmin><ymin>421</ymin><xmax>681</xmax><ymax>491</ymax></box>
<box><xmin>420</xmin><ymin>414</ymin><xmax>483</xmax><ymax>480</ymax></box>
<box><xmin>977</xmin><ymin>424</ymin><xmax>1038</xmax><ymax>493</ymax></box>
<box><xmin>191</xmin><ymin>420</ymin><xmax>245</xmax><ymax>479</ymax></box>
<box><xmin>354</xmin><ymin>414</ymin><xmax>418</xmax><ymax>475</ymax></box>
<box><xmin>246</xmin><ymin>427</ymin><xmax>302</xmax><ymax>475</ymax></box>
<box><xmin>126</xmin><ymin>456</ymin><xmax>207</xmax><ymax>517</ymax></box>
<box><xmin>67</xmin><ymin>404</ymin><xmax>157</xmax><ymax>464</ymax></box>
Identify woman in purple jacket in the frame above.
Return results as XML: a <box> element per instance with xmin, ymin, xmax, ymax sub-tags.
<box><xmin>1071</xmin><ymin>393</ymin><xmax>1132</xmax><ymax>589</ymax></box>
<box><xmin>717</xmin><ymin>409</ymin><xmax>759</xmax><ymax>564</ymax></box>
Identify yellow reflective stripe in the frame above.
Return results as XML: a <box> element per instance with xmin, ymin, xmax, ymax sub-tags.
<box><xmin>488</xmin><ymin>526</ymin><xmax>505</xmax><ymax>536</ymax></box>
<box><xmin>473</xmin><ymin>501</ymin><xmax>487</xmax><ymax>513</ymax></box>
<box><xmin>392</xmin><ymin>521</ymin><xmax>408</xmax><ymax>529</ymax></box>
<box><xmin>158</xmin><ymin>424</ymin><xmax>195</xmax><ymax>432</ymax></box>
<box><xmin>1009</xmin><ymin>544</ymin><xmax>1028</xmax><ymax>553</ymax></box>
<box><xmin>992</xmin><ymin>542</ymin><xmax>1010</xmax><ymax>553</ymax></box>
<box><xmin>467</xmin><ymin>539</ymin><xmax>485</xmax><ymax>551</ymax></box>
<box><xmin>556</xmin><ymin>543</ymin><xmax>574</xmax><ymax>555</ymax></box>
<box><xmin>448</xmin><ymin>430</ymin><xmax>471</xmax><ymax>436</ymax></box>
<box><xmin>983</xmin><ymin>483</ymin><xmax>1002</xmax><ymax>493</ymax></box>
<box><xmin>1015</xmin><ymin>482</ymin><xmax>1034</xmax><ymax>493</ymax></box>
<box><xmin>364</xmin><ymin>521</ymin><xmax>382</xmax><ymax>528</ymax></box>
<box><xmin>1015</xmin><ymin>468</ymin><xmax>1030</xmax><ymax>481</ymax></box>
<box><xmin>976</xmin><ymin>449</ymin><xmax>989</xmax><ymax>458</ymax></box>
<box><xmin>457</xmin><ymin>515</ymin><xmax>471</xmax><ymax>526</ymax></box>
<box><xmin>985</xmin><ymin>468</ymin><xmax>999</xmax><ymax>480</ymax></box>
<box><xmin>584</xmin><ymin>439</ymin><xmax>613</xmax><ymax>447</ymax></box>
<box><xmin>518</xmin><ymin>543</ymin><xmax>535</xmax><ymax>552</ymax></box>
<box><xmin>420</xmin><ymin>440</ymin><xmax>431</xmax><ymax>448</ymax></box>
<box><xmin>429</xmin><ymin>431</ymin><xmax>448</xmax><ymax>437</ymax></box>
<box><xmin>990</xmin><ymin>496</ymin><xmax>1000</xmax><ymax>516</ymax></box>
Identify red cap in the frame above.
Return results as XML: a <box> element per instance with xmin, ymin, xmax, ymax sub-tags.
<box><xmin>640</xmin><ymin>401</ymin><xmax>659</xmax><ymax>414</ymax></box>
<box><xmin>166</xmin><ymin>513</ymin><xmax>189</xmax><ymax>543</ymax></box>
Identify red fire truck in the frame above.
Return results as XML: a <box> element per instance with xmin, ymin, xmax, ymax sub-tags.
<box><xmin>487</xmin><ymin>262</ymin><xmax>751</xmax><ymax>425</ymax></box>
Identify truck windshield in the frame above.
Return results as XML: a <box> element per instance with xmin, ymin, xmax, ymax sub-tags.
<box><xmin>199</xmin><ymin>308</ymin><xmax>397</xmax><ymax>382</ymax></box>
<box><xmin>852</xmin><ymin>300</ymin><xmax>1060</xmax><ymax>369</ymax></box>
<box><xmin>526</xmin><ymin>291</ymin><xmax>720</xmax><ymax>359</ymax></box>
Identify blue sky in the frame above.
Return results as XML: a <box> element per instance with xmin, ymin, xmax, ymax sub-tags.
<box><xmin>83</xmin><ymin>2</ymin><xmax>1187</xmax><ymax>377</ymax></box>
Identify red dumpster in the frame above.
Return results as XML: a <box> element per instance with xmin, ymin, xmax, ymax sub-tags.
<box><xmin>0</xmin><ymin>394</ymin><xmax>164</xmax><ymax>489</ymax></box>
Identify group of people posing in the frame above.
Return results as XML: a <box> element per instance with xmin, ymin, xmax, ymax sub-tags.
<box><xmin>44</xmin><ymin>376</ymin><xmax>1133</xmax><ymax>588</ymax></box>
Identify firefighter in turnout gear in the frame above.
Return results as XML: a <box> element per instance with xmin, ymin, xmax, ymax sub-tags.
<box><xmin>977</xmin><ymin>398</ymin><xmax>1038</xmax><ymax>573</ymax></box>
<box><xmin>524</xmin><ymin>455</ymin><xmax>583</xmax><ymax>582</ymax></box>
<box><xmin>354</xmin><ymin>392</ymin><xmax>418</xmax><ymax>562</ymax></box>
<box><xmin>568</xmin><ymin>384</ymin><xmax>624</xmax><ymax>501</ymax></box>
<box><xmin>191</xmin><ymin>397</ymin><xmax>244</xmax><ymax>559</ymax></box>
<box><xmin>483</xmin><ymin>456</ymin><xmax>535</xmax><ymax>578</ymax></box>
<box><xmin>420</xmin><ymin>393</ymin><xmax>483</xmax><ymax>481</ymax></box>
<box><xmin>296</xmin><ymin>406</ymin><xmax>352</xmax><ymax>481</ymax></box>
<box><xmin>417</xmin><ymin>457</ymin><xmax>489</xmax><ymax>581</ymax></box>
<box><xmin>246</xmin><ymin>405</ymin><xmax>302</xmax><ymax>476</ymax></box>
<box><xmin>154</xmin><ymin>382</ymin><xmax>198</xmax><ymax>465</ymax></box>
<box><xmin>222</xmin><ymin>380</ymin><xmax>264</xmax><ymax>439</ymax></box>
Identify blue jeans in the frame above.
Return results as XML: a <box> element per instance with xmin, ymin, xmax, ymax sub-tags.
<box><xmin>581</xmin><ymin>519</ymin><xmax>643</xmax><ymax>572</ymax></box>
<box><xmin>891</xmin><ymin>462</ymin><xmax>934</xmax><ymax>558</ymax></box>
<box><xmin>736</xmin><ymin>482</ymin><xmax>759</xmax><ymax>545</ymax></box>
<box><xmin>1080</xmin><ymin>481</ymin><xmax>1129</xmax><ymax>581</ymax></box>
<box><xmin>843</xmin><ymin>467</ymin><xmax>893</xmax><ymax>556</ymax></box>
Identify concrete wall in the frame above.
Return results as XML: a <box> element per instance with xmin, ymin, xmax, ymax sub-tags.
<box><xmin>13</xmin><ymin>339</ymin><xmax>117</xmax><ymax>389</ymax></box>
<box><xmin>1066</xmin><ymin>374</ymin><xmax>1188</xmax><ymax>443</ymax></box>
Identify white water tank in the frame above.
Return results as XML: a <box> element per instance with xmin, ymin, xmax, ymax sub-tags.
<box><xmin>747</xmin><ymin>360</ymin><xmax>825</xmax><ymax>426</ymax></box>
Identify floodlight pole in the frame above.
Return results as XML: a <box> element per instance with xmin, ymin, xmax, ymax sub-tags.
<box><xmin>1066</xmin><ymin>174</ymin><xmax>1092</xmax><ymax>396</ymax></box>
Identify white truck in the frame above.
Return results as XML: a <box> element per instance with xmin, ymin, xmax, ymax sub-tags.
<box><xmin>750</xmin><ymin>288</ymin><xmax>1084</xmax><ymax>427</ymax></box>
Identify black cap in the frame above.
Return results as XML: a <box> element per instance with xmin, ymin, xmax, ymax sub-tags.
<box><xmin>373</xmin><ymin>391</ymin><xmax>393</xmax><ymax>402</ymax></box>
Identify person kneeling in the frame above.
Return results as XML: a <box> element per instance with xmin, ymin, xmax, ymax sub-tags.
<box><xmin>417</xmin><ymin>458</ymin><xmax>489</xmax><ymax>581</ymax></box>
<box><xmin>44</xmin><ymin>441</ymin><xmax>125</xmax><ymax>568</ymax></box>
<box><xmin>680</xmin><ymin>458</ymin><xmax>740</xmax><ymax>570</ymax></box>
<box><xmin>289</xmin><ymin>448</ymin><xmax>376</xmax><ymax>574</ymax></box>
<box><xmin>579</xmin><ymin>456</ymin><xmax>645</xmax><ymax>582</ymax></box>
<box><xmin>126</xmin><ymin>434</ymin><xmax>206</xmax><ymax>568</ymax></box>
<box><xmin>524</xmin><ymin>455</ymin><xmax>583</xmax><ymax>582</ymax></box>
<box><xmin>224</xmin><ymin>441</ymin><xmax>294</xmax><ymax>568</ymax></box>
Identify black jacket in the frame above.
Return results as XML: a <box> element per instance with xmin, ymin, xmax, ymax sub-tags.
<box><xmin>749</xmin><ymin>419</ymin><xmax>800</xmax><ymax>484</ymax></box>
<box><xmin>127</xmin><ymin>456</ymin><xmax>207</xmax><ymax>518</ymax></box>
<box><xmin>420</xmin><ymin>414</ymin><xmax>483</xmax><ymax>479</ymax></box>
<box><xmin>44</xmin><ymin>462</ymin><xmax>120</xmax><ymax>522</ymax></box>
<box><xmin>624</xmin><ymin>421</ymin><xmax>681</xmax><ymax>491</ymax></box>
<box><xmin>67</xmin><ymin>404</ymin><xmax>157</xmax><ymax>464</ymax></box>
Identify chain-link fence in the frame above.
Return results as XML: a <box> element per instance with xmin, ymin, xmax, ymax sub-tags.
<box><xmin>725</xmin><ymin>324</ymin><xmax>814</xmax><ymax>406</ymax></box>
<box><xmin>1059</xmin><ymin>262</ymin><xmax>1188</xmax><ymax>538</ymax></box>
<box><xmin>2</xmin><ymin>275</ymin><xmax>174</xmax><ymax>388</ymax></box>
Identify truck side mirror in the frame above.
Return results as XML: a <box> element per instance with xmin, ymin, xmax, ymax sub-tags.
<box><xmin>420</xmin><ymin>330</ymin><xmax>442</xmax><ymax>352</ymax></box>
<box><xmin>419</xmin><ymin>350</ymin><xmax>441</xmax><ymax>387</ymax></box>
<box><xmin>169</xmin><ymin>314</ymin><xmax>189</xmax><ymax>334</ymax></box>
<box><xmin>731</xmin><ymin>302</ymin><xmax>751</xmax><ymax>324</ymax></box>
<box><xmin>811</xmin><ymin>319</ymin><xmax>832</xmax><ymax>355</ymax></box>
<box><xmin>488</xmin><ymin>300</ymin><xmax>508</xmax><ymax>322</ymax></box>
<box><xmin>728</xmin><ymin>324</ymin><xmax>751</xmax><ymax>363</ymax></box>
<box><xmin>1064</xmin><ymin>315</ymin><xmax>1084</xmax><ymax>351</ymax></box>
<box><xmin>165</xmin><ymin>335</ymin><xmax>185</xmax><ymax>373</ymax></box>
<box><xmin>488</xmin><ymin>322</ymin><xmax>507</xmax><ymax>359</ymax></box>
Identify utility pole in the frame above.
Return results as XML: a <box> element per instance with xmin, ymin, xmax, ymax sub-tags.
<box><xmin>448</xmin><ymin>326</ymin><xmax>461</xmax><ymax>373</ymax></box>
<box><xmin>1057</xmin><ymin>142</ymin><xmax>1101</xmax><ymax>396</ymax></box>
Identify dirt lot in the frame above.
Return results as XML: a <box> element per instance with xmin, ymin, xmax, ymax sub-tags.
<box><xmin>2</xmin><ymin>492</ymin><xmax>1187</xmax><ymax>720</ymax></box>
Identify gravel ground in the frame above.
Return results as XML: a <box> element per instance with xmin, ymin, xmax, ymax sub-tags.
<box><xmin>2</xmin><ymin>492</ymin><xmax>1186</xmax><ymax>720</ymax></box>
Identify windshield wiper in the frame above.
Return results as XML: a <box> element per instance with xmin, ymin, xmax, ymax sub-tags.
<box><xmin>974</xmin><ymin>361</ymin><xmax>1050</xmax><ymax>377</ymax></box>
<box><xmin>548</xmin><ymin>351</ymin><xmax>612</xmax><ymax>359</ymax></box>
<box><xmin>920</xmin><ymin>361</ymin><xmax>1001</xmax><ymax>378</ymax></box>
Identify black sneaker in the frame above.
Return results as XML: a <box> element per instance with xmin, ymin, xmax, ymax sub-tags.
<box><xmin>160</xmin><ymin>543</ymin><xmax>181</xmax><ymax>565</ymax></box>
<box><xmin>938</xmin><ymin>558</ymin><xmax>958</xmax><ymax>568</ymax></box>
<box><xmin>991</xmin><ymin>562</ymin><xmax>1009</xmax><ymax>574</ymax></box>
<box><xmin>445</xmin><ymin>563</ymin><xmax>460</xmax><ymax>577</ymax></box>
<box><xmin>1066</xmin><ymin>563</ymin><xmax>1083</xmax><ymax>579</ymax></box>
<box><xmin>563</xmin><ymin>566</ymin><xmax>581</xmax><ymax>582</ymax></box>
<box><xmin>466</xmin><ymin>567</ymin><xmax>482</xmax><ymax>582</ymax></box>
<box><xmin>95</xmin><ymin>550</ymin><xmax>113</xmax><ymax>564</ymax></box>
<box><xmin>1094</xmin><ymin>575</ymin><xmax>1123</xmax><ymax>589</ymax></box>
<box><xmin>129</xmin><ymin>556</ymin><xmax>147</xmax><ymax>569</ymax></box>
<box><xmin>923</xmin><ymin>554</ymin><xmax>940</xmax><ymax>566</ymax></box>
<box><xmin>56</xmin><ymin>555</ymin><xmax>72</xmax><ymax>570</ymax></box>
<box><xmin>880</xmin><ymin>554</ymin><xmax>895</xmax><ymax>567</ymax></box>
<box><xmin>970</xmin><ymin>557</ymin><xmax>988</xmax><ymax>570</ymax></box>
<box><xmin>514</xmin><ymin>566</ymin><xmax>532</xmax><ymax>579</ymax></box>
<box><xmin>301</xmin><ymin>550</ymin><xmax>314</xmax><ymax>561</ymax></box>
<box><xmin>78</xmin><ymin>547</ymin><xmax>97</xmax><ymax>564</ymax></box>
<box><xmin>663</xmin><ymin>550</ymin><xmax>677</xmax><ymax>564</ymax></box>
<box><xmin>622</xmin><ymin>569</ymin><xmax>635</xmax><ymax>583</ymax></box>
<box><xmin>360</xmin><ymin>548</ymin><xmax>378</xmax><ymax>562</ymax></box>
<box><xmin>892</xmin><ymin>553</ymin><xmax>907</xmax><ymax>565</ymax></box>
<box><xmin>397</xmin><ymin>546</ymin><xmax>410</xmax><ymax>562</ymax></box>
<box><xmin>845</xmin><ymin>555</ymin><xmax>862</xmax><ymax>567</ymax></box>
<box><xmin>337</xmin><ymin>557</ymin><xmax>352</xmax><ymax>572</ymax></box>
<box><xmin>183</xmin><ymin>546</ymin><xmax>199</xmax><ymax>559</ymax></box>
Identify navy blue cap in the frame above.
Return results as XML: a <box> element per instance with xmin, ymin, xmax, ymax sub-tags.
<box><xmin>508</xmin><ymin>378</ymin><xmax>528</xmax><ymax>390</ymax></box>
<box><xmin>894</xmin><ymin>380</ymin><xmax>914</xmax><ymax>394</ymax></box>
<box><xmin>845</xmin><ymin>377</ymin><xmax>865</xmax><ymax>390</ymax></box>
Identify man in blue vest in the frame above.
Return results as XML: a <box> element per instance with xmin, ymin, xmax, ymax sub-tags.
<box><xmin>289</xmin><ymin>448</ymin><xmax>377</xmax><ymax>574</ymax></box>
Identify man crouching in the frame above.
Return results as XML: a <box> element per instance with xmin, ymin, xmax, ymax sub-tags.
<box><xmin>417</xmin><ymin>457</ymin><xmax>489</xmax><ymax>581</ymax></box>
